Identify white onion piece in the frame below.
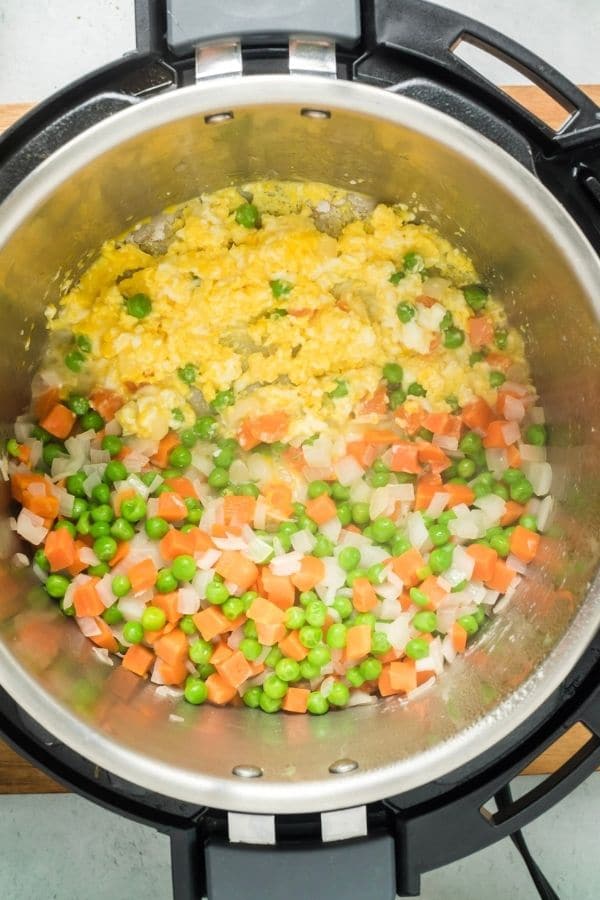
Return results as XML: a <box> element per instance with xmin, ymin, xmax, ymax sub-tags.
<box><xmin>416</xmin><ymin>300</ymin><xmax>446</xmax><ymax>331</ymax></box>
<box><xmin>32</xmin><ymin>562</ymin><xmax>48</xmax><ymax>583</ymax></box>
<box><xmin>177</xmin><ymin>586</ymin><xmax>200</xmax><ymax>615</ymax></box>
<box><xmin>196</xmin><ymin>548</ymin><xmax>222</xmax><ymax>569</ymax></box>
<box><xmin>91</xmin><ymin>647</ymin><xmax>114</xmax><ymax>667</ymax></box>
<box><xmin>96</xmin><ymin>576</ymin><xmax>115</xmax><ymax>608</ymax></box>
<box><xmin>463</xmin><ymin>580</ymin><xmax>487</xmax><ymax>605</ymax></box>
<box><xmin>28</xmin><ymin>440</ymin><xmax>43</xmax><ymax>469</ymax></box>
<box><xmin>191</xmin><ymin>451</ymin><xmax>213</xmax><ymax>477</ymax></box>
<box><xmin>482</xmin><ymin>589</ymin><xmax>500</xmax><ymax>605</ymax></box>
<box><xmin>523</xmin><ymin>461</ymin><xmax>552</xmax><ymax>496</ymax></box>
<box><xmin>426</xmin><ymin>491</ymin><xmax>449</xmax><ymax>519</ymax></box>
<box><xmin>271</xmin><ymin>551</ymin><xmax>302</xmax><ymax>576</ymax></box>
<box><xmin>212</xmin><ymin>535</ymin><xmax>248</xmax><ymax>551</ymax></box>
<box><xmin>192</xmin><ymin>569</ymin><xmax>214</xmax><ymax>600</ymax></box>
<box><xmin>227</xmin><ymin>626</ymin><xmax>245</xmax><ymax>650</ymax></box>
<box><xmin>228</xmin><ymin>458</ymin><xmax>250</xmax><ymax>485</ymax></box>
<box><xmin>320</xmin><ymin>676</ymin><xmax>335</xmax><ymax>698</ymax></box>
<box><xmin>485</xmin><ymin>448</ymin><xmax>507</xmax><ymax>476</ymax></box>
<box><xmin>83</xmin><ymin>470</ymin><xmax>102</xmax><ymax>498</ymax></box>
<box><xmin>76</xmin><ymin>616</ymin><xmax>102</xmax><ymax>637</ymax></box>
<box><xmin>12</xmin><ymin>552</ymin><xmax>29</xmax><ymax>568</ymax></box>
<box><xmin>337</xmin><ymin>529</ymin><xmax>371</xmax><ymax>550</ymax></box>
<box><xmin>291</xmin><ymin>529</ymin><xmax>316</xmax><ymax>554</ymax></box>
<box><xmin>150</xmin><ymin>661</ymin><xmax>166</xmax><ymax>685</ymax></box>
<box><xmin>375</xmin><ymin>614</ymin><xmax>410</xmax><ymax>651</ymax></box>
<box><xmin>334</xmin><ymin>455</ymin><xmax>364</xmax><ymax>486</ymax></box>
<box><xmin>502</xmin><ymin>381</ymin><xmax>529</xmax><ymax>398</ymax></box>
<box><xmin>529</xmin><ymin>406</ymin><xmax>546</xmax><ymax>424</ymax></box>
<box><xmin>315</xmin><ymin>557</ymin><xmax>346</xmax><ymax>604</ymax></box>
<box><xmin>320</xmin><ymin>516</ymin><xmax>342</xmax><ymax>544</ymax></box>
<box><xmin>452</xmin><ymin>545</ymin><xmax>476</xmax><ymax>579</ymax></box>
<box><xmin>474</xmin><ymin>494</ymin><xmax>506</xmax><ymax>525</ymax></box>
<box><xmin>407</xmin><ymin>512</ymin><xmax>429</xmax><ymax>549</ymax></box>
<box><xmin>436</xmin><ymin>607</ymin><xmax>459</xmax><ymax>633</ymax></box>
<box><xmin>90</xmin><ymin>448</ymin><xmax>111</xmax><ymax>464</ymax></box>
<box><xmin>253</xmin><ymin>496</ymin><xmax>267</xmax><ymax>530</ymax></box>
<box><xmin>536</xmin><ymin>495</ymin><xmax>554</xmax><ymax>532</ymax></box>
<box><xmin>369</xmin><ymin>487</ymin><xmax>394</xmax><ymax>520</ymax></box>
<box><xmin>359</xmin><ymin>544</ymin><xmax>389</xmax><ymax>568</ymax></box>
<box><xmin>303</xmin><ymin>435</ymin><xmax>332</xmax><ymax>469</ymax></box>
<box><xmin>118</xmin><ymin>596</ymin><xmax>147</xmax><ymax>621</ymax></box>
<box><xmin>57</xmin><ymin>489</ymin><xmax>75</xmax><ymax>517</ymax></box>
<box><xmin>506</xmin><ymin>553</ymin><xmax>528</xmax><ymax>576</ymax></box>
<box><xmin>503</xmin><ymin>395</ymin><xmax>525</xmax><ymax>422</ymax></box>
<box><xmin>346</xmin><ymin>690</ymin><xmax>377</xmax><ymax>707</ymax></box>
<box><xmin>349</xmin><ymin>479</ymin><xmax>371</xmax><ymax>503</ymax></box>
<box><xmin>500</xmin><ymin>421</ymin><xmax>520</xmax><ymax>445</ymax></box>
<box><xmin>378</xmin><ymin>596</ymin><xmax>403</xmax><ymax>620</ymax></box>
<box><xmin>14</xmin><ymin>420</ymin><xmax>33</xmax><ymax>442</ymax></box>
<box><xmin>16</xmin><ymin>508</ymin><xmax>47</xmax><ymax>545</ymax></box>
<box><xmin>432</xmin><ymin>434</ymin><xmax>458</xmax><ymax>451</ymax></box>
<box><xmin>519</xmin><ymin>443</ymin><xmax>546</xmax><ymax>463</ymax></box>
<box><xmin>245</xmin><ymin>536</ymin><xmax>273</xmax><ymax>564</ymax></box>
<box><xmin>442</xmin><ymin>633</ymin><xmax>457</xmax><ymax>663</ymax></box>
<box><xmin>415</xmin><ymin>656</ymin><xmax>436</xmax><ymax>673</ymax></box>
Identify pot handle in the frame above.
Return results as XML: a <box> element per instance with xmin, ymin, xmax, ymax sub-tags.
<box><xmin>136</xmin><ymin>0</ymin><xmax>361</xmax><ymax>57</ymax></box>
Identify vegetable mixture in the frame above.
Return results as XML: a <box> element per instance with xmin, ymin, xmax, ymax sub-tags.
<box><xmin>5</xmin><ymin>181</ymin><xmax>553</xmax><ymax>714</ymax></box>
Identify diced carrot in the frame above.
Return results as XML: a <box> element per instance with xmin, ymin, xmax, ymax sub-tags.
<box><xmin>378</xmin><ymin>646</ymin><xmax>401</xmax><ymax>664</ymax></box>
<box><xmin>23</xmin><ymin>491</ymin><xmax>60</xmax><ymax>520</ymax></box>
<box><xmin>151</xmin><ymin>432</ymin><xmax>180</xmax><ymax>468</ymax></box>
<box><xmin>345</xmin><ymin>623</ymin><xmax>372</xmax><ymax>660</ymax></box>
<box><xmin>378</xmin><ymin>665</ymin><xmax>398</xmax><ymax>697</ymax></box>
<box><xmin>40</xmin><ymin>403</ymin><xmax>76</xmax><ymax>440</ymax></box>
<box><xmin>509</xmin><ymin>525</ymin><xmax>540</xmax><ymax>564</ymax></box>
<box><xmin>246</xmin><ymin>595</ymin><xmax>285</xmax><ymax>625</ymax></box>
<box><xmin>223</xmin><ymin>494</ymin><xmax>256</xmax><ymax>527</ymax></box>
<box><xmin>417</xmin><ymin>441</ymin><xmax>451</xmax><ymax>473</ymax></box>
<box><xmin>452</xmin><ymin>621</ymin><xmax>468</xmax><ymax>653</ymax></box>
<box><xmin>414</xmin><ymin>473</ymin><xmax>443</xmax><ymax>510</ymax></box>
<box><xmin>389</xmin><ymin>442</ymin><xmax>421</xmax><ymax>474</ymax></box>
<box><xmin>66</xmin><ymin>540</ymin><xmax>90</xmax><ymax>576</ymax></box>
<box><xmin>263</xmin><ymin>482</ymin><xmax>293</xmax><ymax>518</ymax></box>
<box><xmin>466</xmin><ymin>544</ymin><xmax>498</xmax><ymax>582</ymax></box>
<box><xmin>144</xmin><ymin>622</ymin><xmax>175</xmax><ymax>647</ymax></box>
<box><xmin>165</xmin><ymin>477</ymin><xmax>198</xmax><ymax>499</ymax></box>
<box><xmin>389</xmin><ymin>659</ymin><xmax>417</xmax><ymax>693</ymax></box>
<box><xmin>486</xmin><ymin>558</ymin><xmax>517</xmax><ymax>592</ymax></box>
<box><xmin>155</xmin><ymin>627</ymin><xmax>188</xmax><ymax>667</ymax></box>
<box><xmin>205</xmin><ymin>672</ymin><xmax>237</xmax><ymax>705</ymax></box>
<box><xmin>346</xmin><ymin>441</ymin><xmax>378</xmax><ymax>468</ymax></box>
<box><xmin>282</xmin><ymin>446</ymin><xmax>305</xmax><ymax>473</ymax></box>
<box><xmin>305</xmin><ymin>494</ymin><xmax>337</xmax><ymax>525</ymax></box>
<box><xmin>44</xmin><ymin>528</ymin><xmax>77</xmax><ymax>572</ymax></box>
<box><xmin>209</xmin><ymin>642</ymin><xmax>232</xmax><ymax>667</ymax></box>
<box><xmin>462</xmin><ymin>397</ymin><xmax>494</xmax><ymax>433</ymax></box>
<box><xmin>112</xmin><ymin>488</ymin><xmax>136</xmax><ymax>517</ymax></box>
<box><xmin>217</xmin><ymin>649</ymin><xmax>253</xmax><ymax>689</ymax></box>
<box><xmin>282</xmin><ymin>686</ymin><xmax>309</xmax><ymax>713</ymax></box>
<box><xmin>390</xmin><ymin>548</ymin><xmax>425</xmax><ymax>588</ymax></box>
<box><xmin>157</xmin><ymin>492</ymin><xmax>187</xmax><ymax>522</ymax></box>
<box><xmin>485</xmin><ymin>352</ymin><xmax>512</xmax><ymax>373</ymax></box>
<box><xmin>153</xmin><ymin>591</ymin><xmax>182</xmax><ymax>624</ymax></box>
<box><xmin>193</xmin><ymin>607</ymin><xmax>230</xmax><ymax>641</ymax></box>
<box><xmin>116</xmin><ymin>445</ymin><xmax>133</xmax><ymax>462</ymax></box>
<box><xmin>215</xmin><ymin>551</ymin><xmax>258</xmax><ymax>592</ymax></box>
<box><xmin>290</xmin><ymin>556</ymin><xmax>325</xmax><ymax>592</ymax></box>
<box><xmin>255</xmin><ymin>621</ymin><xmax>286</xmax><ymax>645</ymax></box>
<box><xmin>418</xmin><ymin>575</ymin><xmax>448</xmax><ymax>609</ymax></box>
<box><xmin>443</xmin><ymin>482</ymin><xmax>476</xmax><ymax>507</ymax></box>
<box><xmin>278</xmin><ymin>629</ymin><xmax>308</xmax><ymax>661</ymax></box>
<box><xmin>468</xmin><ymin>315</ymin><xmax>494</xmax><ymax>348</ymax></box>
<box><xmin>90</xmin><ymin>387</ymin><xmax>124</xmax><ymax>421</ymax></box>
<box><xmin>361</xmin><ymin>429</ymin><xmax>401</xmax><ymax>445</ymax></box>
<box><xmin>249</xmin><ymin>660</ymin><xmax>265</xmax><ymax>677</ymax></box>
<box><xmin>11</xmin><ymin>472</ymin><xmax>47</xmax><ymax>503</ymax></box>
<box><xmin>423</xmin><ymin>412</ymin><xmax>462</xmax><ymax>438</ymax></box>
<box><xmin>88</xmin><ymin>617</ymin><xmax>119</xmax><ymax>652</ymax></box>
<box><xmin>187</xmin><ymin>527</ymin><xmax>215</xmax><ymax>553</ymax></box>
<box><xmin>483</xmin><ymin>420</ymin><xmax>511</xmax><ymax>449</ymax></box>
<box><xmin>159</xmin><ymin>529</ymin><xmax>196</xmax><ymax>561</ymax></box>
<box><xmin>73</xmin><ymin>577</ymin><xmax>104</xmax><ymax>617</ymax></box>
<box><xmin>109</xmin><ymin>540</ymin><xmax>130</xmax><ymax>568</ymax></box>
<box><xmin>238</xmin><ymin>412</ymin><xmax>290</xmax><ymax>450</ymax></box>
<box><xmin>33</xmin><ymin>387</ymin><xmax>59</xmax><ymax>421</ymax></box>
<box><xmin>506</xmin><ymin>444</ymin><xmax>522</xmax><ymax>468</ymax></box>
<box><xmin>17</xmin><ymin>443</ymin><xmax>31</xmax><ymax>465</ymax></box>
<box><xmin>122</xmin><ymin>644</ymin><xmax>154</xmax><ymax>677</ymax></box>
<box><xmin>127</xmin><ymin>558</ymin><xmax>157</xmax><ymax>594</ymax></box>
<box><xmin>352</xmin><ymin>577</ymin><xmax>378</xmax><ymax>612</ymax></box>
<box><xmin>156</xmin><ymin>658</ymin><xmax>188</xmax><ymax>686</ymax></box>
<box><xmin>394</xmin><ymin>404</ymin><xmax>428</xmax><ymax>436</ymax></box>
<box><xmin>262</xmin><ymin>570</ymin><xmax>295</xmax><ymax>610</ymax></box>
<box><xmin>501</xmin><ymin>500</ymin><xmax>524</xmax><ymax>526</ymax></box>
<box><xmin>358</xmin><ymin>384</ymin><xmax>388</xmax><ymax>416</ymax></box>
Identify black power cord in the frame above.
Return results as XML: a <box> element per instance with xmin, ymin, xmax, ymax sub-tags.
<box><xmin>494</xmin><ymin>785</ymin><xmax>560</xmax><ymax>900</ymax></box>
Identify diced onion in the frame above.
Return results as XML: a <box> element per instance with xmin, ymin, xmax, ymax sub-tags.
<box><xmin>271</xmin><ymin>551</ymin><xmax>302</xmax><ymax>576</ymax></box>
<box><xmin>503</xmin><ymin>395</ymin><xmax>525</xmax><ymax>422</ymax></box>
<box><xmin>253</xmin><ymin>496</ymin><xmax>267</xmax><ymax>530</ymax></box>
<box><xmin>16</xmin><ymin>508</ymin><xmax>48</xmax><ymax>545</ymax></box>
<box><xmin>14</xmin><ymin>420</ymin><xmax>34</xmax><ymax>442</ymax></box>
<box><xmin>245</xmin><ymin>536</ymin><xmax>273</xmax><ymax>564</ymax></box>
<box><xmin>407</xmin><ymin>676</ymin><xmax>436</xmax><ymax>699</ymax></box>
<box><xmin>320</xmin><ymin>676</ymin><xmax>335</xmax><ymax>698</ymax></box>
<box><xmin>500</xmin><ymin>421</ymin><xmax>520</xmax><ymax>445</ymax></box>
<box><xmin>195</xmin><ymin>548</ymin><xmax>222</xmax><ymax>570</ymax></box>
<box><xmin>118</xmin><ymin>596</ymin><xmax>147</xmax><ymax>621</ymax></box>
<box><xmin>303</xmin><ymin>435</ymin><xmax>332</xmax><ymax>469</ymax></box>
<box><xmin>432</xmin><ymin>434</ymin><xmax>458</xmax><ymax>451</ymax></box>
<box><xmin>426</xmin><ymin>491</ymin><xmax>449</xmax><ymax>519</ymax></box>
<box><xmin>192</xmin><ymin>569</ymin><xmax>215</xmax><ymax>600</ymax></box>
<box><xmin>506</xmin><ymin>553</ymin><xmax>528</xmax><ymax>575</ymax></box>
<box><xmin>522</xmin><ymin>461</ymin><xmax>552</xmax><ymax>496</ymax></box>
<box><xmin>212</xmin><ymin>535</ymin><xmax>248</xmax><ymax>551</ymax></box>
<box><xmin>12</xmin><ymin>552</ymin><xmax>29</xmax><ymax>568</ymax></box>
<box><xmin>485</xmin><ymin>448</ymin><xmax>507</xmax><ymax>476</ymax></box>
<box><xmin>177</xmin><ymin>586</ymin><xmax>200</xmax><ymax>615</ymax></box>
<box><xmin>83</xmin><ymin>470</ymin><xmax>103</xmax><ymax>498</ymax></box>
<box><xmin>442</xmin><ymin>633</ymin><xmax>457</xmax><ymax>664</ymax></box>
<box><xmin>320</xmin><ymin>516</ymin><xmax>342</xmax><ymax>543</ymax></box>
<box><xmin>76</xmin><ymin>616</ymin><xmax>102</xmax><ymax>637</ymax></box>
<box><xmin>228</xmin><ymin>459</ymin><xmax>250</xmax><ymax>484</ymax></box>
<box><xmin>291</xmin><ymin>529</ymin><xmax>316</xmax><ymax>554</ymax></box>
<box><xmin>407</xmin><ymin>512</ymin><xmax>429</xmax><ymax>549</ymax></box>
<box><xmin>347</xmin><ymin>691</ymin><xmax>377</xmax><ymax>707</ymax></box>
<box><xmin>91</xmin><ymin>647</ymin><xmax>114</xmax><ymax>667</ymax></box>
<box><xmin>482</xmin><ymin>589</ymin><xmax>499</xmax><ymax>605</ymax></box>
<box><xmin>334</xmin><ymin>455</ymin><xmax>364</xmax><ymax>486</ymax></box>
<box><xmin>449</xmin><ymin>508</ymin><xmax>486</xmax><ymax>541</ymax></box>
<box><xmin>96</xmin><ymin>576</ymin><xmax>115</xmax><ymax>608</ymax></box>
<box><xmin>90</xmin><ymin>448</ymin><xmax>111</xmax><ymax>464</ymax></box>
<box><xmin>474</xmin><ymin>494</ymin><xmax>506</xmax><ymax>525</ymax></box>
<box><xmin>375</xmin><ymin>614</ymin><xmax>410</xmax><ymax>651</ymax></box>
<box><xmin>536</xmin><ymin>495</ymin><xmax>554</xmax><ymax>532</ymax></box>
<box><xmin>57</xmin><ymin>488</ymin><xmax>75</xmax><ymax>517</ymax></box>
<box><xmin>519</xmin><ymin>443</ymin><xmax>546</xmax><ymax>462</ymax></box>
<box><xmin>349</xmin><ymin>479</ymin><xmax>371</xmax><ymax>503</ymax></box>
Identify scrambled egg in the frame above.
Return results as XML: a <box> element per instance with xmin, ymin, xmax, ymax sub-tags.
<box><xmin>47</xmin><ymin>181</ymin><xmax>525</xmax><ymax>441</ymax></box>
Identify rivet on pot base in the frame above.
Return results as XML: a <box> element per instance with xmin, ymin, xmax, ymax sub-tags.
<box><xmin>300</xmin><ymin>108</ymin><xmax>331</xmax><ymax>119</ymax></box>
<box><xmin>232</xmin><ymin>764</ymin><xmax>263</xmax><ymax>779</ymax></box>
<box><xmin>328</xmin><ymin>758</ymin><xmax>359</xmax><ymax>775</ymax></box>
<box><xmin>204</xmin><ymin>112</ymin><xmax>234</xmax><ymax>124</ymax></box>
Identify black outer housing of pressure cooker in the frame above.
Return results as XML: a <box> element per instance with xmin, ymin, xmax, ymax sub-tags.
<box><xmin>1</xmin><ymin>2</ymin><xmax>600</xmax><ymax>898</ymax></box>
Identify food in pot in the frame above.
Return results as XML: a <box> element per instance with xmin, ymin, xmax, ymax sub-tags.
<box><xmin>5</xmin><ymin>181</ymin><xmax>553</xmax><ymax>714</ymax></box>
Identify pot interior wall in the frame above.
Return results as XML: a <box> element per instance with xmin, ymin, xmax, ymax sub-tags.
<box><xmin>0</xmin><ymin>84</ymin><xmax>599</xmax><ymax>812</ymax></box>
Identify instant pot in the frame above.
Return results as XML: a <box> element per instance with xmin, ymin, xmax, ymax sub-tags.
<box><xmin>1</xmin><ymin>2</ymin><xmax>599</xmax><ymax>897</ymax></box>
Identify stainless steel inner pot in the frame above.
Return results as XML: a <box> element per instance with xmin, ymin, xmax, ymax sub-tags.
<box><xmin>0</xmin><ymin>76</ymin><xmax>599</xmax><ymax>814</ymax></box>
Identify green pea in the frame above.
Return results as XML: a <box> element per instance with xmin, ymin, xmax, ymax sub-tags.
<box><xmin>93</xmin><ymin>535</ymin><xmax>117</xmax><ymax>561</ymax></box>
<box><xmin>328</xmin><ymin>681</ymin><xmax>350</xmax><ymax>707</ymax></box>
<box><xmin>307</xmin><ymin>692</ymin><xmax>329</xmax><ymax>715</ymax></box>
<box><xmin>102</xmin><ymin>604</ymin><xmax>123</xmax><ymax>625</ymax></box>
<box><xmin>104</xmin><ymin>460</ymin><xmax>128</xmax><ymax>484</ymax></box>
<box><xmin>351</xmin><ymin>502</ymin><xmax>370</xmax><ymax>526</ymax></box>
<box><xmin>242</xmin><ymin>686</ymin><xmax>261</xmax><ymax>708</ymax></box>
<box><xmin>261</xmin><ymin>647</ymin><xmax>280</xmax><ymax>669</ymax></box>
<box><xmin>180</xmin><ymin>615</ymin><xmax>197</xmax><ymax>635</ymax></box>
<box><xmin>353</xmin><ymin>612</ymin><xmax>376</xmax><ymax>628</ymax></box>
<box><xmin>89</xmin><ymin>483</ymin><xmax>109</xmax><ymax>505</ymax></box>
<box><xmin>490</xmin><ymin>533</ymin><xmax>510</xmax><ymax>557</ymax></box>
<box><xmin>123</xmin><ymin>621</ymin><xmax>144</xmax><ymax>644</ymax></box>
<box><xmin>193</xmin><ymin>416</ymin><xmax>217</xmax><ymax>440</ymax></box>
<box><xmin>438</xmin><ymin>509</ymin><xmax>457</xmax><ymax>526</ymax></box>
<box><xmin>171</xmin><ymin>554</ymin><xmax>196</xmax><ymax>582</ymax></box>
<box><xmin>214</xmin><ymin>446</ymin><xmax>235</xmax><ymax>469</ymax></box>
<box><xmin>519</xmin><ymin>514</ymin><xmax>538</xmax><ymax>531</ymax></box>
<box><xmin>346</xmin><ymin>666</ymin><xmax>365</xmax><ymax>687</ymax></box>
<box><xmin>308</xmin><ymin>480</ymin><xmax>330</xmax><ymax>499</ymax></box>
<box><xmin>510</xmin><ymin>478</ymin><xmax>534</xmax><ymax>504</ymax></box>
<box><xmin>307</xmin><ymin>640</ymin><xmax>331</xmax><ymax>667</ymax></box>
<box><xmin>495</xmin><ymin>328</ymin><xmax>508</xmax><ymax>349</ymax></box>
<box><xmin>172</xmin><ymin>408</ymin><xmax>185</xmax><ymax>424</ymax></box>
<box><xmin>407</xmin><ymin>381</ymin><xmax>427</xmax><ymax>397</ymax></box>
<box><xmin>345</xmin><ymin>567</ymin><xmax>367</xmax><ymax>588</ymax></box>
<box><xmin>359</xmin><ymin>657</ymin><xmax>382</xmax><ymax>681</ymax></box>
<box><xmin>299</xmin><ymin>626</ymin><xmax>323</xmax><ymax>649</ymax></box>
<box><xmin>369</xmin><ymin>470</ymin><xmax>389</xmax><ymax>487</ymax></box>
<box><xmin>492</xmin><ymin>482</ymin><xmax>509</xmax><ymax>500</ymax></box>
<box><xmin>469</xmin><ymin>351</ymin><xmax>486</xmax><ymax>367</ymax></box>
<box><xmin>125</xmin><ymin>293</ymin><xmax>152</xmax><ymax>318</ymax></box>
<box><xmin>489</xmin><ymin>371</ymin><xmax>506</xmax><ymax>388</ymax></box>
<box><xmin>371</xmin><ymin>516</ymin><xmax>396</xmax><ymax>543</ymax></box>
<box><xmin>389</xmin><ymin>388</ymin><xmax>407</xmax><ymax>410</ymax></box>
<box><xmin>463</xmin><ymin>283</ymin><xmax>489</xmax><ymax>312</ymax></box>
<box><xmin>177</xmin><ymin>363</ymin><xmax>197</xmax><ymax>385</ymax></box>
<box><xmin>184</xmin><ymin>677</ymin><xmax>208</xmax><ymax>705</ymax></box>
<box><xmin>459</xmin><ymin>431</ymin><xmax>482</xmax><ymax>456</ymax></box>
<box><xmin>299</xmin><ymin>590</ymin><xmax>318</xmax><ymax>608</ymax></box>
<box><xmin>275</xmin><ymin>657</ymin><xmax>300</xmax><ymax>683</ymax></box>
<box><xmin>197</xmin><ymin>663</ymin><xmax>216</xmax><ymax>680</ymax></box>
<box><xmin>206</xmin><ymin>580</ymin><xmax>229</xmax><ymax>605</ymax></box>
<box><xmin>145</xmin><ymin>516</ymin><xmax>170</xmax><ymax>540</ymax></box>
<box><xmin>328</xmin><ymin>379</ymin><xmax>348</xmax><ymax>399</ymax></box>
<box><xmin>156</xmin><ymin>568</ymin><xmax>178</xmax><ymax>593</ymax></box>
<box><xmin>110</xmin><ymin>518</ymin><xmax>135</xmax><ymax>541</ymax></box>
<box><xmin>409</xmin><ymin>587</ymin><xmax>430</xmax><ymax>607</ymax></box>
<box><xmin>429</xmin><ymin>544</ymin><xmax>454</xmax><ymax>574</ymax></box>
<box><xmin>330</xmin><ymin>481</ymin><xmax>350</xmax><ymax>502</ymax></box>
<box><xmin>269</xmin><ymin>278</ymin><xmax>293</xmax><ymax>299</ymax></box>
<box><xmin>367</xmin><ymin>563</ymin><xmax>386</xmax><ymax>585</ymax></box>
<box><xmin>458</xmin><ymin>614</ymin><xmax>479</xmax><ymax>636</ymax></box>
<box><xmin>222</xmin><ymin>597</ymin><xmax>244</xmax><ymax>621</ymax></box>
<box><xmin>66</xmin><ymin>472</ymin><xmax>87</xmax><ymax>497</ymax></box>
<box><xmin>99</xmin><ymin>436</ymin><xmax>121</xmax><ymax>458</ymax></box>
<box><xmin>210</xmin><ymin>389</ymin><xmax>235</xmax><ymax>412</ymax></box>
<box><xmin>389</xmin><ymin>270</ymin><xmax>405</xmax><ymax>285</ymax></box>
<box><xmin>362</xmin><ymin>526</ymin><xmax>375</xmax><ymax>541</ymax></box>
<box><xmin>403</xmin><ymin>251</ymin><xmax>425</xmax><ymax>272</ymax></box>
<box><xmin>443</xmin><ymin>326</ymin><xmax>465</xmax><ymax>349</ymax></box>
<box><xmin>332</xmin><ymin>594</ymin><xmax>353</xmax><ymax>620</ymax></box>
<box><xmin>33</xmin><ymin>549</ymin><xmax>50</xmax><ymax>572</ymax></box>
<box><xmin>208</xmin><ymin>467</ymin><xmax>229</xmax><ymax>489</ymax></box>
<box><xmin>391</xmin><ymin>534</ymin><xmax>411</xmax><ymax>557</ymax></box>
<box><xmin>525</xmin><ymin>424</ymin><xmax>547</xmax><ymax>446</ymax></box>
<box><xmin>336</xmin><ymin>502</ymin><xmax>352</xmax><ymax>527</ymax></box>
<box><xmin>65</xmin><ymin>350</ymin><xmax>85</xmax><ymax>372</ymax></box>
<box><xmin>70</xmin><ymin>497</ymin><xmax>88</xmax><ymax>520</ymax></box>
<box><xmin>112</xmin><ymin>574</ymin><xmax>131</xmax><ymax>597</ymax></box>
<box><xmin>46</xmin><ymin>574</ymin><xmax>70</xmax><ymax>598</ymax></box>
<box><xmin>412</xmin><ymin>610</ymin><xmax>437</xmax><ymax>633</ymax></box>
<box><xmin>168</xmin><ymin>445</ymin><xmax>191</xmax><ymax>470</ymax></box>
<box><xmin>383</xmin><ymin>362</ymin><xmax>403</xmax><ymax>385</ymax></box>
<box><xmin>285</xmin><ymin>606</ymin><xmax>306</xmax><ymax>630</ymax></box>
<box><xmin>338</xmin><ymin>546</ymin><xmax>361</xmax><ymax>572</ymax></box>
<box><xmin>503</xmin><ymin>467</ymin><xmax>525</xmax><ymax>484</ymax></box>
<box><xmin>263</xmin><ymin>674</ymin><xmax>288</xmax><ymax>700</ymax></box>
<box><xmin>80</xmin><ymin>410</ymin><xmax>104</xmax><ymax>432</ymax></box>
<box><xmin>66</xmin><ymin>393</ymin><xmax>89</xmax><ymax>416</ymax></box>
<box><xmin>305</xmin><ymin>600</ymin><xmax>327</xmax><ymax>627</ymax></box>
<box><xmin>239</xmin><ymin>637</ymin><xmax>261</xmax><ymax>661</ymax></box>
<box><xmin>141</xmin><ymin>606</ymin><xmax>166</xmax><ymax>632</ymax></box>
<box><xmin>440</xmin><ymin>310</ymin><xmax>453</xmax><ymax>331</ymax></box>
<box><xmin>179</xmin><ymin>428</ymin><xmax>198</xmax><ymax>449</ymax></box>
<box><xmin>91</xmin><ymin>503</ymin><xmax>114</xmax><ymax>523</ymax></box>
<box><xmin>189</xmin><ymin>638</ymin><xmax>213</xmax><ymax>665</ymax></box>
<box><xmin>43</xmin><ymin>443</ymin><xmax>65</xmax><ymax>467</ymax></box>
<box><xmin>326</xmin><ymin>623</ymin><xmax>347</xmax><ymax>649</ymax></box>
<box><xmin>457</xmin><ymin>458</ymin><xmax>476</xmax><ymax>479</ymax></box>
<box><xmin>313</xmin><ymin>534</ymin><xmax>334</xmax><ymax>558</ymax></box>
<box><xmin>396</xmin><ymin>301</ymin><xmax>416</xmax><ymax>324</ymax></box>
<box><xmin>235</xmin><ymin>202</ymin><xmax>260</xmax><ymax>228</ymax></box>
<box><xmin>428</xmin><ymin>522</ymin><xmax>450</xmax><ymax>547</ymax></box>
<box><xmin>405</xmin><ymin>638</ymin><xmax>430</xmax><ymax>660</ymax></box>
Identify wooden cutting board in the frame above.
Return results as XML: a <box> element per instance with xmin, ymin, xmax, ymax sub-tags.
<box><xmin>0</xmin><ymin>86</ymin><xmax>598</xmax><ymax>793</ymax></box>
